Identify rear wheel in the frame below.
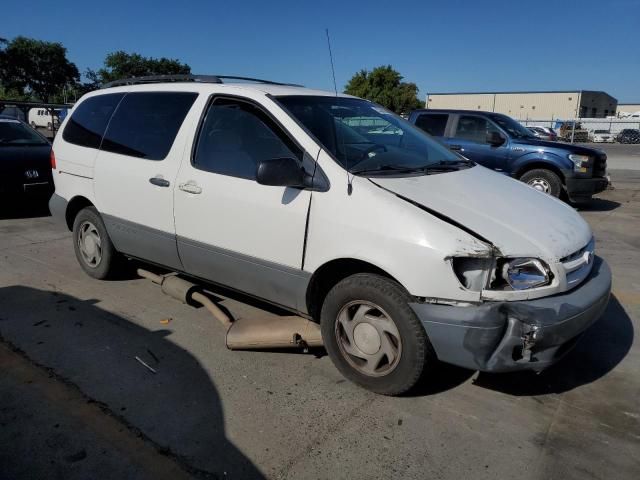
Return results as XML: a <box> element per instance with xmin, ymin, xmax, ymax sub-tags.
<box><xmin>321</xmin><ymin>273</ymin><xmax>435</xmax><ymax>395</ymax></box>
<box><xmin>72</xmin><ymin>207</ymin><xmax>123</xmax><ymax>279</ymax></box>
<box><xmin>520</xmin><ymin>168</ymin><xmax>563</xmax><ymax>198</ymax></box>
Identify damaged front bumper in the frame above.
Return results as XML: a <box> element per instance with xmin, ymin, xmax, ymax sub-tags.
<box><xmin>410</xmin><ymin>256</ymin><xmax>611</xmax><ymax>372</ymax></box>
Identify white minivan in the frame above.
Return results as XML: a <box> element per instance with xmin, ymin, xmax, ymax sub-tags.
<box><xmin>49</xmin><ymin>75</ymin><xmax>611</xmax><ymax>395</ymax></box>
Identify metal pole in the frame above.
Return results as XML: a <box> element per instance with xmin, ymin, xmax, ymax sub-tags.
<box><xmin>570</xmin><ymin>121</ymin><xmax>575</xmax><ymax>144</ymax></box>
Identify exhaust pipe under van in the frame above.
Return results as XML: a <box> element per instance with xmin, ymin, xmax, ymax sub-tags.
<box><xmin>137</xmin><ymin>269</ymin><xmax>323</xmax><ymax>350</ymax></box>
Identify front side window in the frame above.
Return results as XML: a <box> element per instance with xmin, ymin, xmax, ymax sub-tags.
<box><xmin>0</xmin><ymin>119</ymin><xmax>48</xmax><ymax>146</ymax></box>
<box><xmin>414</xmin><ymin>113</ymin><xmax>448</xmax><ymax>137</ymax></box>
<box><xmin>193</xmin><ymin>97</ymin><xmax>301</xmax><ymax>180</ymax></box>
<box><xmin>101</xmin><ymin>92</ymin><xmax>198</xmax><ymax>160</ymax></box>
<box><xmin>487</xmin><ymin>113</ymin><xmax>536</xmax><ymax>139</ymax></box>
<box><xmin>454</xmin><ymin>115</ymin><xmax>501</xmax><ymax>144</ymax></box>
<box><xmin>276</xmin><ymin>96</ymin><xmax>466</xmax><ymax>176</ymax></box>
<box><xmin>62</xmin><ymin>93</ymin><xmax>124</xmax><ymax>149</ymax></box>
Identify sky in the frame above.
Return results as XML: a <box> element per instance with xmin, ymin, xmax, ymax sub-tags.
<box><xmin>3</xmin><ymin>0</ymin><xmax>639</xmax><ymax>101</ymax></box>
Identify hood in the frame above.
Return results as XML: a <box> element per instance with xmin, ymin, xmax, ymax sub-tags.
<box><xmin>371</xmin><ymin>166</ymin><xmax>592</xmax><ymax>261</ymax></box>
<box><xmin>514</xmin><ymin>138</ymin><xmax>605</xmax><ymax>157</ymax></box>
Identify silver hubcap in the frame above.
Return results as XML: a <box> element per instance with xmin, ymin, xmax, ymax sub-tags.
<box><xmin>528</xmin><ymin>178</ymin><xmax>551</xmax><ymax>193</ymax></box>
<box><xmin>78</xmin><ymin>221</ymin><xmax>102</xmax><ymax>267</ymax></box>
<box><xmin>335</xmin><ymin>301</ymin><xmax>402</xmax><ymax>377</ymax></box>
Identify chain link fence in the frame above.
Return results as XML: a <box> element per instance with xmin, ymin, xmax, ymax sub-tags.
<box><xmin>519</xmin><ymin>118</ymin><xmax>640</xmax><ymax>144</ymax></box>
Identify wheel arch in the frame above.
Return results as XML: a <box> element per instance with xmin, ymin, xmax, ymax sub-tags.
<box><xmin>515</xmin><ymin>161</ymin><xmax>566</xmax><ymax>184</ymax></box>
<box><xmin>65</xmin><ymin>195</ymin><xmax>95</xmax><ymax>230</ymax></box>
<box><xmin>305</xmin><ymin>258</ymin><xmax>405</xmax><ymax>322</ymax></box>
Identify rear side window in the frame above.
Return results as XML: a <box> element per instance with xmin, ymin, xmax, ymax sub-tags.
<box><xmin>62</xmin><ymin>93</ymin><xmax>124</xmax><ymax>149</ymax></box>
<box><xmin>414</xmin><ymin>113</ymin><xmax>448</xmax><ymax>137</ymax></box>
<box><xmin>101</xmin><ymin>92</ymin><xmax>198</xmax><ymax>160</ymax></box>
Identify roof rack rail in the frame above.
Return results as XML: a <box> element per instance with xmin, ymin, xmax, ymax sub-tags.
<box><xmin>102</xmin><ymin>74</ymin><xmax>222</xmax><ymax>88</ymax></box>
<box><xmin>215</xmin><ymin>76</ymin><xmax>303</xmax><ymax>87</ymax></box>
<box><xmin>102</xmin><ymin>74</ymin><xmax>302</xmax><ymax>89</ymax></box>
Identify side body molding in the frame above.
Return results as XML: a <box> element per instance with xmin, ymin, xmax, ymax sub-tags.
<box><xmin>177</xmin><ymin>236</ymin><xmax>311</xmax><ymax>312</ymax></box>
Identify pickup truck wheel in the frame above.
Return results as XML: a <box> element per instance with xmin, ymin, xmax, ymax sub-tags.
<box><xmin>321</xmin><ymin>273</ymin><xmax>434</xmax><ymax>395</ymax></box>
<box><xmin>520</xmin><ymin>169</ymin><xmax>562</xmax><ymax>198</ymax></box>
<box><xmin>72</xmin><ymin>207</ymin><xmax>122</xmax><ymax>279</ymax></box>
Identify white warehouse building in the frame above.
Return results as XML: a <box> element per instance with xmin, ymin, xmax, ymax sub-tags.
<box><xmin>616</xmin><ymin>103</ymin><xmax>640</xmax><ymax>117</ymax></box>
<box><xmin>425</xmin><ymin>90</ymin><xmax>618</xmax><ymax>120</ymax></box>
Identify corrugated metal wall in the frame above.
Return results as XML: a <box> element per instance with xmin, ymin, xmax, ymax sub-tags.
<box><xmin>425</xmin><ymin>92</ymin><xmax>617</xmax><ymax>120</ymax></box>
<box><xmin>617</xmin><ymin>104</ymin><xmax>640</xmax><ymax>115</ymax></box>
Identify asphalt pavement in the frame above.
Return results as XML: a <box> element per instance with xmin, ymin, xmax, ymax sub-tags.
<box><xmin>0</xmin><ymin>171</ymin><xmax>639</xmax><ymax>479</ymax></box>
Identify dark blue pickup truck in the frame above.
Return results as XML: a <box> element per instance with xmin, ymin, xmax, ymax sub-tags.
<box><xmin>408</xmin><ymin>109</ymin><xmax>608</xmax><ymax>202</ymax></box>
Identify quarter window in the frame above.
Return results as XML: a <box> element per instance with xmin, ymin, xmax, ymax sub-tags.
<box><xmin>62</xmin><ymin>93</ymin><xmax>124</xmax><ymax>149</ymax></box>
<box><xmin>414</xmin><ymin>113</ymin><xmax>448</xmax><ymax>136</ymax></box>
<box><xmin>193</xmin><ymin>97</ymin><xmax>301</xmax><ymax>180</ymax></box>
<box><xmin>454</xmin><ymin>115</ymin><xmax>500</xmax><ymax>144</ymax></box>
<box><xmin>101</xmin><ymin>92</ymin><xmax>197</xmax><ymax>160</ymax></box>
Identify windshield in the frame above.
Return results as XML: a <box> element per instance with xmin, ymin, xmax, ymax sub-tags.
<box><xmin>0</xmin><ymin>119</ymin><xmax>48</xmax><ymax>146</ymax></box>
<box><xmin>276</xmin><ymin>96</ymin><xmax>469</xmax><ymax>175</ymax></box>
<box><xmin>488</xmin><ymin>114</ymin><xmax>536</xmax><ymax>139</ymax></box>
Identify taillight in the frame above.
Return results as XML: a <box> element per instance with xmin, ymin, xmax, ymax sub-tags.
<box><xmin>50</xmin><ymin>149</ymin><xmax>56</xmax><ymax>170</ymax></box>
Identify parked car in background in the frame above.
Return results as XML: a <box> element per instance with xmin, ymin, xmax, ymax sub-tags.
<box><xmin>409</xmin><ymin>109</ymin><xmax>608</xmax><ymax>202</ymax></box>
<box><xmin>616</xmin><ymin>129</ymin><xmax>640</xmax><ymax>144</ymax></box>
<box><xmin>589</xmin><ymin>129</ymin><xmax>614</xmax><ymax>143</ymax></box>
<box><xmin>0</xmin><ymin>115</ymin><xmax>53</xmax><ymax>201</ymax></box>
<box><xmin>527</xmin><ymin>126</ymin><xmax>557</xmax><ymax>141</ymax></box>
<box><xmin>28</xmin><ymin>108</ymin><xmax>60</xmax><ymax>130</ymax></box>
<box><xmin>556</xmin><ymin>121</ymin><xmax>589</xmax><ymax>142</ymax></box>
<box><xmin>48</xmin><ymin>76</ymin><xmax>611</xmax><ymax>395</ymax></box>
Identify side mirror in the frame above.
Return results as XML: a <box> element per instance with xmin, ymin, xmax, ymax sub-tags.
<box><xmin>487</xmin><ymin>131</ymin><xmax>506</xmax><ymax>146</ymax></box>
<box><xmin>256</xmin><ymin>157</ymin><xmax>311</xmax><ymax>188</ymax></box>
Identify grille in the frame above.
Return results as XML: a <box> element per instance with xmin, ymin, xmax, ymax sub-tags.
<box><xmin>593</xmin><ymin>153</ymin><xmax>607</xmax><ymax>177</ymax></box>
<box><xmin>561</xmin><ymin>238</ymin><xmax>595</xmax><ymax>289</ymax></box>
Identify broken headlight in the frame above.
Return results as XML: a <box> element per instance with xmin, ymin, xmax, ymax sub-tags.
<box><xmin>452</xmin><ymin>257</ymin><xmax>552</xmax><ymax>291</ymax></box>
<box><xmin>493</xmin><ymin>257</ymin><xmax>551</xmax><ymax>290</ymax></box>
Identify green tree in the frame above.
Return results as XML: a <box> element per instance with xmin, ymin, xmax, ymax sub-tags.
<box><xmin>95</xmin><ymin>51</ymin><xmax>191</xmax><ymax>84</ymax></box>
<box><xmin>0</xmin><ymin>36</ymin><xmax>79</xmax><ymax>102</ymax></box>
<box><xmin>344</xmin><ymin>65</ymin><xmax>422</xmax><ymax>114</ymax></box>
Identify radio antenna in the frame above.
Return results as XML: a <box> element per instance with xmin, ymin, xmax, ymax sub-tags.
<box><xmin>325</xmin><ymin>28</ymin><xmax>338</xmax><ymax>96</ymax></box>
<box><xmin>326</xmin><ymin>28</ymin><xmax>352</xmax><ymax>195</ymax></box>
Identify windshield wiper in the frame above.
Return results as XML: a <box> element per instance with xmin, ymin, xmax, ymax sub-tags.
<box><xmin>423</xmin><ymin>159</ymin><xmax>474</xmax><ymax>171</ymax></box>
<box><xmin>351</xmin><ymin>165</ymin><xmax>426</xmax><ymax>175</ymax></box>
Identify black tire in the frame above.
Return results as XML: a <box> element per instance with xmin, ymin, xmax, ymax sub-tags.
<box><xmin>72</xmin><ymin>207</ymin><xmax>122</xmax><ymax>279</ymax></box>
<box><xmin>30</xmin><ymin>121</ymin><xmax>37</xmax><ymax>128</ymax></box>
<box><xmin>519</xmin><ymin>168</ymin><xmax>563</xmax><ymax>198</ymax></box>
<box><xmin>320</xmin><ymin>273</ymin><xmax>435</xmax><ymax>396</ymax></box>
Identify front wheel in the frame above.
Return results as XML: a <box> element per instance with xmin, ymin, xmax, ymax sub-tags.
<box><xmin>321</xmin><ymin>273</ymin><xmax>435</xmax><ymax>395</ymax></box>
<box><xmin>519</xmin><ymin>168</ymin><xmax>563</xmax><ymax>198</ymax></box>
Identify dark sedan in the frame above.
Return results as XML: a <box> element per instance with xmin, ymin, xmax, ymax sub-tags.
<box><xmin>616</xmin><ymin>129</ymin><xmax>640</xmax><ymax>144</ymax></box>
<box><xmin>0</xmin><ymin>115</ymin><xmax>53</xmax><ymax>201</ymax></box>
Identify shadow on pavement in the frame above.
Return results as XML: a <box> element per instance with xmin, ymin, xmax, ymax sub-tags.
<box><xmin>473</xmin><ymin>295</ymin><xmax>633</xmax><ymax>396</ymax></box>
<box><xmin>0</xmin><ymin>285</ymin><xmax>265</xmax><ymax>479</ymax></box>
<box><xmin>0</xmin><ymin>195</ymin><xmax>52</xmax><ymax>220</ymax></box>
<box><xmin>574</xmin><ymin>197</ymin><xmax>621</xmax><ymax>212</ymax></box>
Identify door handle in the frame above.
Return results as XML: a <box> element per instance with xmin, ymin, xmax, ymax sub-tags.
<box><xmin>149</xmin><ymin>176</ymin><xmax>170</xmax><ymax>187</ymax></box>
<box><xmin>179</xmin><ymin>182</ymin><xmax>202</xmax><ymax>194</ymax></box>
<box><xmin>449</xmin><ymin>144</ymin><xmax>462</xmax><ymax>151</ymax></box>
